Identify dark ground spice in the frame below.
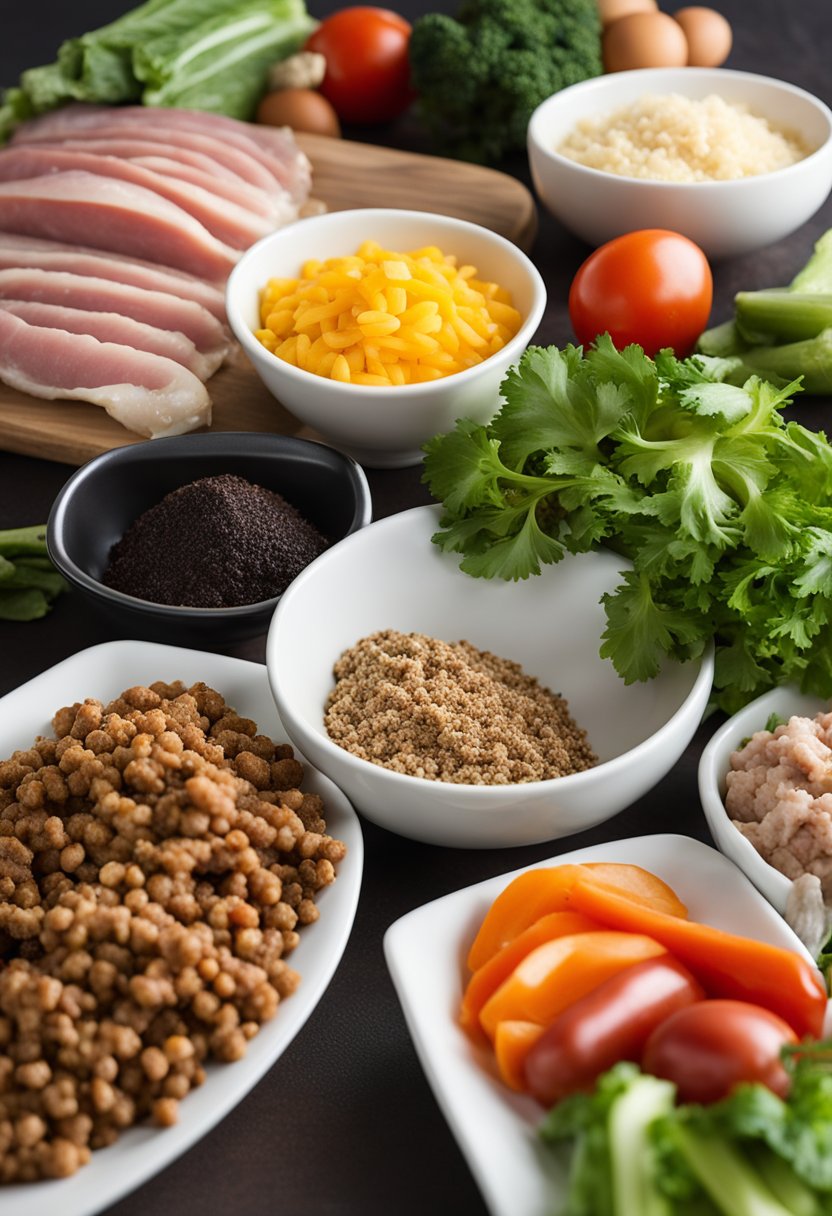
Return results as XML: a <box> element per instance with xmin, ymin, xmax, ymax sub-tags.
<box><xmin>103</xmin><ymin>474</ymin><xmax>328</xmax><ymax>607</ymax></box>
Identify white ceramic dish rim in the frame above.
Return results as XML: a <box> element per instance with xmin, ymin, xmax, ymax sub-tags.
<box><xmin>0</xmin><ymin>640</ymin><xmax>364</xmax><ymax>1216</ymax></box>
<box><xmin>266</xmin><ymin>504</ymin><xmax>715</xmax><ymax>803</ymax></box>
<box><xmin>226</xmin><ymin>207</ymin><xmax>548</xmax><ymax>396</ymax></box>
<box><xmin>697</xmin><ymin>684</ymin><xmax>831</xmax><ymax>912</ymax></box>
<box><xmin>528</xmin><ymin>66</ymin><xmax>832</xmax><ymax>190</ymax></box>
<box><xmin>383</xmin><ymin>832</ymin><xmax>823</xmax><ymax>1216</ymax></box>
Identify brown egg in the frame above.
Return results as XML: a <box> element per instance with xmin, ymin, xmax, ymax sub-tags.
<box><xmin>603</xmin><ymin>11</ymin><xmax>690</xmax><ymax>72</ymax></box>
<box><xmin>597</xmin><ymin>0</ymin><xmax>658</xmax><ymax>29</ymax></box>
<box><xmin>255</xmin><ymin>88</ymin><xmax>341</xmax><ymax>138</ymax></box>
<box><xmin>673</xmin><ymin>7</ymin><xmax>733</xmax><ymax>66</ymax></box>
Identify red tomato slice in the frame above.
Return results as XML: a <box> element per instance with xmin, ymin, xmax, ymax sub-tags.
<box><xmin>524</xmin><ymin>954</ymin><xmax>704</xmax><ymax>1106</ymax></box>
<box><xmin>641</xmin><ymin>999</ymin><xmax>797</xmax><ymax>1103</ymax></box>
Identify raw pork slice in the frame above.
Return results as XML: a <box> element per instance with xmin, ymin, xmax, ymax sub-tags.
<box><xmin>0</xmin><ymin>172</ymin><xmax>238</xmax><ymax>281</ymax></box>
<box><xmin>0</xmin><ymin>300</ymin><xmax>219</xmax><ymax>381</ymax></box>
<box><xmin>0</xmin><ymin>234</ymin><xmax>227</xmax><ymax>321</ymax></box>
<box><xmin>0</xmin><ymin>269</ymin><xmax>231</xmax><ymax>360</ymax></box>
<box><xmin>13</xmin><ymin>104</ymin><xmax>311</xmax><ymax>202</ymax></box>
<box><xmin>14</xmin><ymin>118</ymin><xmax>283</xmax><ymax>194</ymax></box>
<box><xmin>129</xmin><ymin>156</ymin><xmax>288</xmax><ymax>222</ymax></box>
<box><xmin>0</xmin><ymin>310</ymin><xmax>210</xmax><ymax>437</ymax></box>
<box><xmin>0</xmin><ymin>147</ymin><xmax>273</xmax><ymax>249</ymax></box>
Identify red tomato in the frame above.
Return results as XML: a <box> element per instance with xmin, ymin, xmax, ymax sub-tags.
<box><xmin>524</xmin><ymin>955</ymin><xmax>704</xmax><ymax>1107</ymax></box>
<box><xmin>306</xmin><ymin>7</ymin><xmax>414</xmax><ymax>125</ymax></box>
<box><xmin>568</xmin><ymin>229</ymin><xmax>713</xmax><ymax>357</ymax></box>
<box><xmin>641</xmin><ymin>999</ymin><xmax>797</xmax><ymax>1104</ymax></box>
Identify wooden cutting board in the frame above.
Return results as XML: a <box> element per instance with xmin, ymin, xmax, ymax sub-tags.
<box><xmin>0</xmin><ymin>132</ymin><xmax>537</xmax><ymax>467</ymax></box>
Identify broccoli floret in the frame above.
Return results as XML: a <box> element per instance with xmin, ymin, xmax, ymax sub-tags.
<box><xmin>409</xmin><ymin>0</ymin><xmax>602</xmax><ymax>163</ymax></box>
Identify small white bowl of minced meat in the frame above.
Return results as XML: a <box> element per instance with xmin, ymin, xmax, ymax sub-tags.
<box><xmin>699</xmin><ymin>686</ymin><xmax>832</xmax><ymax>952</ymax></box>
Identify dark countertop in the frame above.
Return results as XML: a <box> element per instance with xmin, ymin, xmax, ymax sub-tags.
<box><xmin>1</xmin><ymin>3</ymin><xmax>831</xmax><ymax>1213</ymax></box>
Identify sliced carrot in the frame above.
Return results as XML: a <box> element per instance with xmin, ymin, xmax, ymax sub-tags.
<box><xmin>494</xmin><ymin>1021</ymin><xmax>546</xmax><ymax>1091</ymax></box>
<box><xmin>478</xmin><ymin>931</ymin><xmax>667</xmax><ymax>1041</ymax></box>
<box><xmin>566</xmin><ymin>873</ymin><xmax>827</xmax><ymax>1041</ymax></box>
<box><xmin>584</xmin><ymin>863</ymin><xmax>688</xmax><ymax>919</ymax></box>
<box><xmin>466</xmin><ymin>862</ymin><xmax>687</xmax><ymax>972</ymax></box>
<box><xmin>460</xmin><ymin>911</ymin><xmax>601</xmax><ymax>1043</ymax></box>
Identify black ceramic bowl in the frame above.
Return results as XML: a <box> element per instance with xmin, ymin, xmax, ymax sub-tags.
<box><xmin>47</xmin><ymin>432</ymin><xmax>372</xmax><ymax>644</ymax></box>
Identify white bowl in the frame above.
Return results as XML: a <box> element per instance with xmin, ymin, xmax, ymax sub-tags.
<box><xmin>698</xmin><ymin>685</ymin><xmax>830</xmax><ymax>914</ymax></box>
<box><xmin>527</xmin><ymin>67</ymin><xmax>832</xmax><ymax>258</ymax></box>
<box><xmin>266</xmin><ymin>504</ymin><xmax>714</xmax><ymax>848</ymax></box>
<box><xmin>225</xmin><ymin>208</ymin><xmax>546</xmax><ymax>469</ymax></box>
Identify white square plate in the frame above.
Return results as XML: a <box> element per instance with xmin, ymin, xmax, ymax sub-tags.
<box><xmin>0</xmin><ymin>640</ymin><xmax>363</xmax><ymax>1216</ymax></box>
<box><xmin>384</xmin><ymin>833</ymin><xmax>822</xmax><ymax>1216</ymax></box>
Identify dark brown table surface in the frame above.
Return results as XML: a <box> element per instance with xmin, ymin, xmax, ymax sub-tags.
<box><xmin>1</xmin><ymin>2</ymin><xmax>831</xmax><ymax>1212</ymax></box>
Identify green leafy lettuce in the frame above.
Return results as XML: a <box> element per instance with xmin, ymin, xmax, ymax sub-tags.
<box><xmin>0</xmin><ymin>0</ymin><xmax>315</xmax><ymax>139</ymax></box>
<box><xmin>422</xmin><ymin>337</ymin><xmax>832</xmax><ymax>713</ymax></box>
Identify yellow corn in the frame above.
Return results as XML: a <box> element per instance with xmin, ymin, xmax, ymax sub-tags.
<box><xmin>254</xmin><ymin>239</ymin><xmax>522</xmax><ymax>384</ymax></box>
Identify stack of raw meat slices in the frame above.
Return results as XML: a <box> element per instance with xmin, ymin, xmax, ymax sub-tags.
<box><xmin>0</xmin><ymin>104</ymin><xmax>312</xmax><ymax>437</ymax></box>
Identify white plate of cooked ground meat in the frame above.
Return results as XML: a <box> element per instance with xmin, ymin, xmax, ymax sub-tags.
<box><xmin>0</xmin><ymin>640</ymin><xmax>363</xmax><ymax>1215</ymax></box>
<box><xmin>384</xmin><ymin>833</ymin><xmax>822</xmax><ymax>1216</ymax></box>
<box><xmin>698</xmin><ymin>686</ymin><xmax>832</xmax><ymax>918</ymax></box>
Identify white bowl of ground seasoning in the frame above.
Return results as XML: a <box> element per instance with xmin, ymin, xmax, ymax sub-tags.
<box><xmin>267</xmin><ymin>505</ymin><xmax>713</xmax><ymax>848</ymax></box>
<box><xmin>527</xmin><ymin>67</ymin><xmax>832</xmax><ymax>257</ymax></box>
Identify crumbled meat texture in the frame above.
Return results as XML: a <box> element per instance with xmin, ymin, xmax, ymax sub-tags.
<box><xmin>725</xmin><ymin>711</ymin><xmax>832</xmax><ymax>898</ymax></box>
<box><xmin>0</xmin><ymin>681</ymin><xmax>345</xmax><ymax>1183</ymax></box>
<box><xmin>323</xmin><ymin>630</ymin><xmax>597</xmax><ymax>784</ymax></box>
<box><xmin>102</xmin><ymin>474</ymin><xmax>329</xmax><ymax>608</ymax></box>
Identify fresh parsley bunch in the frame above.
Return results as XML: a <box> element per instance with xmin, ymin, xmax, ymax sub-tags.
<box><xmin>423</xmin><ymin>336</ymin><xmax>832</xmax><ymax>714</ymax></box>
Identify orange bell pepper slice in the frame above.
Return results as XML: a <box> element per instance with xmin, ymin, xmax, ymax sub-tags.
<box><xmin>494</xmin><ymin>1021</ymin><xmax>546</xmax><ymax>1091</ymax></box>
<box><xmin>566</xmin><ymin>873</ymin><xmax>828</xmax><ymax>1041</ymax></box>
<box><xmin>460</xmin><ymin>910</ymin><xmax>601</xmax><ymax>1043</ymax></box>
<box><xmin>478</xmin><ymin>930</ymin><xmax>667</xmax><ymax>1041</ymax></box>
<box><xmin>466</xmin><ymin>862</ymin><xmax>687</xmax><ymax>973</ymax></box>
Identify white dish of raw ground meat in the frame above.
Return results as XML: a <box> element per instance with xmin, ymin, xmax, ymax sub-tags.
<box><xmin>698</xmin><ymin>685</ymin><xmax>832</xmax><ymax>916</ymax></box>
<box><xmin>0</xmin><ymin>640</ymin><xmax>363</xmax><ymax>1216</ymax></box>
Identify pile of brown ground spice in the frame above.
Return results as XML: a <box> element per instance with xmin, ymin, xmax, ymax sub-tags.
<box><xmin>324</xmin><ymin>630</ymin><xmax>597</xmax><ymax>785</ymax></box>
<box><xmin>103</xmin><ymin>474</ymin><xmax>328</xmax><ymax>608</ymax></box>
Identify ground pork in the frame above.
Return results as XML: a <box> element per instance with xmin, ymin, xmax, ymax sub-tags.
<box><xmin>725</xmin><ymin>710</ymin><xmax>832</xmax><ymax>897</ymax></box>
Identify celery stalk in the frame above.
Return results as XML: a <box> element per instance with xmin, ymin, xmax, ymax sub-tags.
<box><xmin>790</xmin><ymin>230</ymin><xmax>832</xmax><ymax>293</ymax></box>
<box><xmin>608</xmin><ymin>1074</ymin><xmax>675</xmax><ymax>1216</ymax></box>
<box><xmin>671</xmin><ymin>1125</ymin><xmax>795</xmax><ymax>1216</ymax></box>
<box><xmin>735</xmin><ymin>291</ymin><xmax>832</xmax><ymax>343</ymax></box>
<box><xmin>720</xmin><ymin>330</ymin><xmax>832</xmax><ymax>395</ymax></box>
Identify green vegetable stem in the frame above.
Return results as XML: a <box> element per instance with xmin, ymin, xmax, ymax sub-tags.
<box><xmin>0</xmin><ymin>524</ymin><xmax>67</xmax><ymax>621</ymax></box>
<box><xmin>697</xmin><ymin>229</ymin><xmax>832</xmax><ymax>397</ymax></box>
<box><xmin>422</xmin><ymin>335</ymin><xmax>832</xmax><ymax>714</ymax></box>
<box><xmin>544</xmin><ymin>1052</ymin><xmax>832</xmax><ymax>1216</ymax></box>
<box><xmin>408</xmin><ymin>0</ymin><xmax>602</xmax><ymax>164</ymax></box>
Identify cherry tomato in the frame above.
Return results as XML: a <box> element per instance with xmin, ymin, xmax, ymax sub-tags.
<box><xmin>568</xmin><ymin>229</ymin><xmax>713</xmax><ymax>357</ymax></box>
<box><xmin>523</xmin><ymin>955</ymin><xmax>704</xmax><ymax>1107</ymax></box>
<box><xmin>641</xmin><ymin>999</ymin><xmax>797</xmax><ymax>1104</ymax></box>
<box><xmin>306</xmin><ymin>7</ymin><xmax>414</xmax><ymax>125</ymax></box>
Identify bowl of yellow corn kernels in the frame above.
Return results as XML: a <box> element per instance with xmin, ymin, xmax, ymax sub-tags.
<box><xmin>225</xmin><ymin>208</ymin><xmax>547</xmax><ymax>468</ymax></box>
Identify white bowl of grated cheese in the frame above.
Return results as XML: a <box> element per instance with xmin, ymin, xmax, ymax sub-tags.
<box><xmin>527</xmin><ymin>67</ymin><xmax>832</xmax><ymax>258</ymax></box>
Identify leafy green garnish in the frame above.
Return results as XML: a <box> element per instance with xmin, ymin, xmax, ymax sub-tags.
<box><xmin>423</xmin><ymin>337</ymin><xmax>832</xmax><ymax>712</ymax></box>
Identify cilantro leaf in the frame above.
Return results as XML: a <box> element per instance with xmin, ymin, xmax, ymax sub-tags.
<box><xmin>421</xmin><ymin>339</ymin><xmax>830</xmax><ymax>712</ymax></box>
<box><xmin>599</xmin><ymin>570</ymin><xmax>706</xmax><ymax>683</ymax></box>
